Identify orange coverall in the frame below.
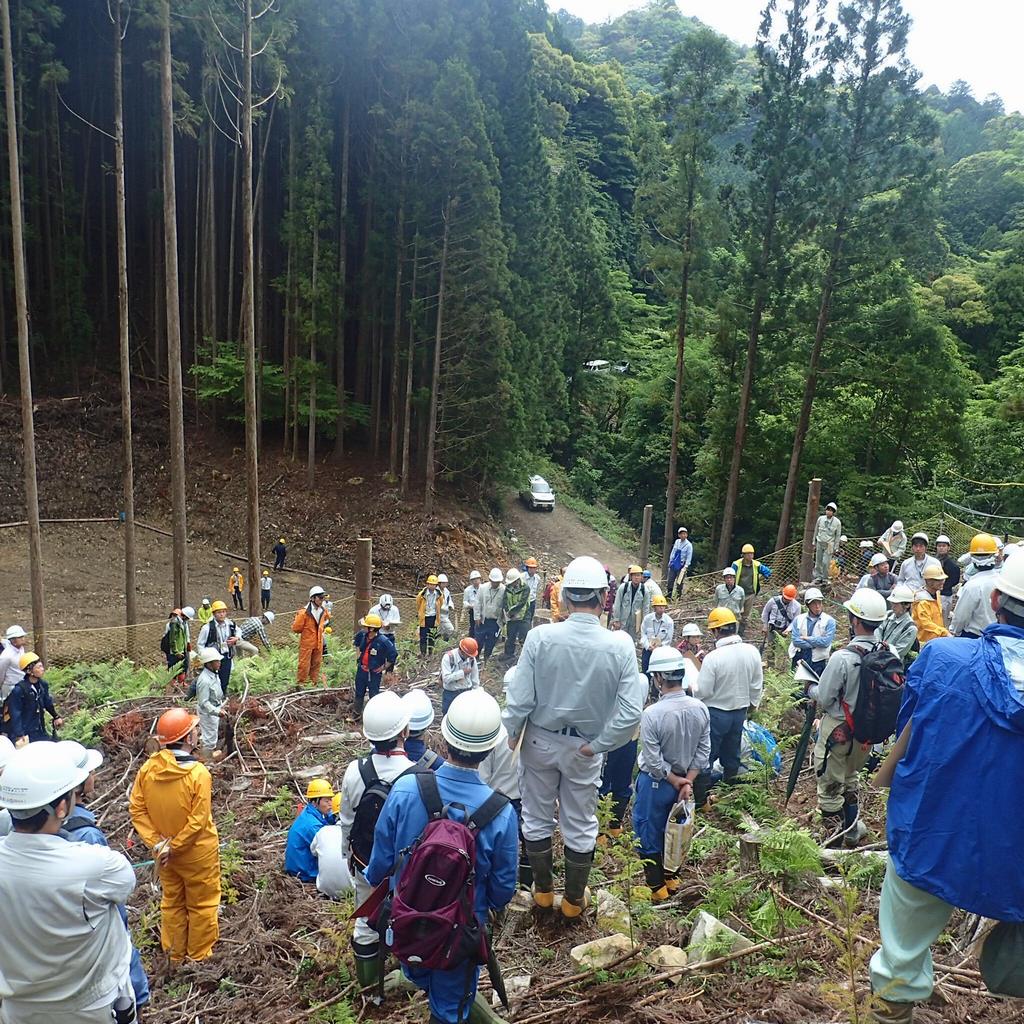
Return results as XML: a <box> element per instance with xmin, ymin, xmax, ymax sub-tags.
<box><xmin>292</xmin><ymin>602</ymin><xmax>331</xmax><ymax>684</ymax></box>
<box><xmin>129</xmin><ymin>748</ymin><xmax>221</xmax><ymax>962</ymax></box>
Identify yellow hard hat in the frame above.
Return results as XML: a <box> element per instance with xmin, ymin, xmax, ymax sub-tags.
<box><xmin>627</xmin><ymin>564</ymin><xmax>642</xmax><ymax>575</ymax></box>
<box><xmin>263</xmin><ymin>570</ymin><xmax>269</xmax><ymax>576</ymax></box>
<box><xmin>426</xmin><ymin>575</ymin><xmax>440</xmax><ymax>585</ymax></box>
<box><xmin>306</xmin><ymin>778</ymin><xmax>334</xmax><ymax>801</ymax></box>
<box><xmin>970</xmin><ymin>533</ymin><xmax>998</xmax><ymax>556</ymax></box>
<box><xmin>18</xmin><ymin>651</ymin><xmax>40</xmax><ymax>671</ymax></box>
<box><xmin>210</xmin><ymin>600</ymin><xmax>228</xmax><ymax>612</ymax></box>
<box><xmin>741</xmin><ymin>543</ymin><xmax>755</xmax><ymax>554</ymax></box>
<box><xmin>279</xmin><ymin>537</ymin><xmax>286</xmax><ymax>543</ymax></box>
<box><xmin>708</xmin><ymin>607</ymin><xmax>738</xmax><ymax>629</ymax></box>
<box><xmin>651</xmin><ymin>595</ymin><xmax>668</xmax><ymax>608</ymax></box>
<box><xmin>922</xmin><ymin>564</ymin><xmax>948</xmax><ymax>581</ymax></box>
<box><xmin>360</xmin><ymin>613</ymin><xmax>384</xmax><ymax>629</ymax></box>
<box><xmin>331</xmin><ymin>793</ymin><xmax>341</xmax><ymax>817</ymax></box>
<box><xmin>233</xmin><ymin>567</ymin><xmax>240</xmax><ymax>573</ymax></box>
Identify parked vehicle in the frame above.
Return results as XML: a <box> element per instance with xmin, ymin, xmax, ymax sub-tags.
<box><xmin>519</xmin><ymin>475</ymin><xmax>555</xmax><ymax>511</ymax></box>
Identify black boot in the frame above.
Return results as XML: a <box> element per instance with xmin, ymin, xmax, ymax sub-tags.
<box><xmin>353</xmin><ymin>695</ymin><xmax>364</xmax><ymax>719</ymax></box>
<box><xmin>562</xmin><ymin>846</ymin><xmax>594</xmax><ymax>919</ymax></box>
<box><xmin>843</xmin><ymin>796</ymin><xmax>866</xmax><ymax>848</ymax></box>
<box><xmin>524</xmin><ymin>838</ymin><xmax>554</xmax><ymax>908</ymax></box>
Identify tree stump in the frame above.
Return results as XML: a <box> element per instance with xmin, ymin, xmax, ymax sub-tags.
<box><xmin>739</xmin><ymin>832</ymin><xmax>764</xmax><ymax>872</ymax></box>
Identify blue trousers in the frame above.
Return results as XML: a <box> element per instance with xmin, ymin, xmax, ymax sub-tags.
<box><xmin>478</xmin><ymin>619</ymin><xmax>499</xmax><ymax>659</ymax></box>
<box><xmin>218</xmin><ymin>655</ymin><xmax>233</xmax><ymax>695</ymax></box>
<box><xmin>631</xmin><ymin>771</ymin><xmax>678</xmax><ymax>857</ymax></box>
<box><xmin>441</xmin><ymin>688</ymin><xmax>465</xmax><ymax>715</ymax></box>
<box><xmin>709</xmin><ymin>706</ymin><xmax>746</xmax><ymax>780</ymax></box>
<box><xmin>404</xmin><ymin>959</ymin><xmax>481</xmax><ymax>1024</ymax></box>
<box><xmin>598</xmin><ymin>739</ymin><xmax>637</xmax><ymax>825</ymax></box>
<box><xmin>354</xmin><ymin>669</ymin><xmax>383</xmax><ymax>702</ymax></box>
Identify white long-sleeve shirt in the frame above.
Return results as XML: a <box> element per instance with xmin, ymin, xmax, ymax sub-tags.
<box><xmin>369</xmin><ymin>602</ymin><xmax>402</xmax><ymax>629</ymax></box>
<box><xmin>949</xmin><ymin>568</ymin><xmax>999</xmax><ymax>637</ymax></box>
<box><xmin>697</xmin><ymin>635</ymin><xmax>763</xmax><ymax>711</ymax></box>
<box><xmin>524</xmin><ymin>572</ymin><xmax>540</xmax><ymax>603</ymax></box>
<box><xmin>638</xmin><ymin>690</ymin><xmax>711</xmax><ymax>780</ymax></box>
<box><xmin>310</xmin><ymin>824</ymin><xmax>352</xmax><ymax>897</ymax></box>
<box><xmin>897</xmin><ymin>554</ymin><xmax>941</xmax><ymax>590</ymax></box>
<box><xmin>477</xmin><ymin>583</ymin><xmax>506</xmax><ymax>622</ymax></box>
<box><xmin>814</xmin><ymin>514</ymin><xmax>842</xmax><ymax>548</ymax></box>
<box><xmin>714</xmin><ymin>583</ymin><xmax>746</xmax><ymax>616</ymax></box>
<box><xmin>338</xmin><ymin>751</ymin><xmax>416</xmax><ymax>855</ymax></box>
<box><xmin>462</xmin><ymin>585</ymin><xmax>481</xmax><ymax>620</ymax></box>
<box><xmin>478</xmin><ymin>723</ymin><xmax>520</xmax><ymax>800</ymax></box>
<box><xmin>195</xmin><ymin>668</ymin><xmax>224</xmax><ymax>718</ymax></box>
<box><xmin>440</xmin><ymin>649</ymin><xmax>480</xmax><ymax>692</ymax></box>
<box><xmin>0</xmin><ymin>642</ymin><xmax>24</xmax><ymax>700</ymax></box>
<box><xmin>640</xmin><ymin>611</ymin><xmax>675</xmax><ymax>650</ymax></box>
<box><xmin>0</xmin><ymin>832</ymin><xmax>135</xmax><ymax>1013</ymax></box>
<box><xmin>503</xmin><ymin>612</ymin><xmax>645</xmax><ymax>754</ymax></box>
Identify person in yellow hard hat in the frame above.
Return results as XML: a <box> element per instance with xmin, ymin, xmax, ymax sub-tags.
<box><xmin>416</xmin><ymin>574</ymin><xmax>442</xmax><ymax>656</ymax></box>
<box><xmin>129</xmin><ymin>708</ymin><xmax>220</xmax><ymax>963</ymax></box>
<box><xmin>273</xmin><ymin>537</ymin><xmax>288</xmax><ymax>571</ymax></box>
<box><xmin>697</xmin><ymin>608</ymin><xmax>762</xmax><ymax>786</ymax></box>
<box><xmin>950</xmin><ymin>533</ymin><xmax>1000</xmax><ymax>638</ymax></box>
<box><xmin>7</xmin><ymin>652</ymin><xmax>62</xmax><ymax>744</ymax></box>
<box><xmin>353</xmin><ymin>613</ymin><xmax>397</xmax><ymax>717</ymax></box>
<box><xmin>197</xmin><ymin>599</ymin><xmax>238</xmax><ymax>694</ymax></box>
<box><xmin>228</xmin><ymin>567</ymin><xmax>245</xmax><ymax>611</ymax></box>
<box><xmin>731</xmin><ymin>544</ymin><xmax>771</xmax><ymax>634</ymax></box>
<box><xmin>285</xmin><ymin>778</ymin><xmax>336</xmax><ymax>882</ymax></box>
<box><xmin>611</xmin><ymin>564</ymin><xmax>651</xmax><ymax>640</ymax></box>
<box><xmin>912</xmin><ymin>564</ymin><xmax>951</xmax><ymax>647</ymax></box>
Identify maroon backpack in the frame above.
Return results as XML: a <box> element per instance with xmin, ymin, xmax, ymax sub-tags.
<box><xmin>376</xmin><ymin>771</ymin><xmax>508</xmax><ymax>983</ymax></box>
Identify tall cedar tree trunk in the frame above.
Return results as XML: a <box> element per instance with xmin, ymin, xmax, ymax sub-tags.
<box><xmin>387</xmin><ymin>142</ymin><xmax>407</xmax><ymax>478</ymax></box>
<box><xmin>306</xmin><ymin>225</ymin><xmax>320</xmax><ymax>490</ymax></box>
<box><xmin>400</xmin><ymin>234</ymin><xmax>419</xmax><ymax>497</ymax></box>
<box><xmin>661</xmin><ymin>162</ymin><xmax>696</xmax><ymax>577</ymax></box>
<box><xmin>160</xmin><ymin>0</ymin><xmax>188</xmax><ymax>604</ymax></box>
<box><xmin>2</xmin><ymin>0</ymin><xmax>45</xmax><ymax>657</ymax></box>
<box><xmin>283</xmin><ymin>114</ymin><xmax>295</xmax><ymax>454</ymax></box>
<box><xmin>112</xmin><ymin>0</ymin><xmax>137</xmax><ymax>635</ymax></box>
<box><xmin>424</xmin><ymin>199</ymin><xmax>452</xmax><ymax>516</ymax></box>
<box><xmin>226</xmin><ymin>143</ymin><xmax>238</xmax><ymax>340</ymax></box>
<box><xmin>332</xmin><ymin>94</ymin><xmax>350</xmax><ymax>461</ymax></box>
<box><xmin>240</xmin><ymin>0</ymin><xmax>261</xmax><ymax>613</ymax></box>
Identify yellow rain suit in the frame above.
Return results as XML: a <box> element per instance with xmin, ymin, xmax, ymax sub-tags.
<box><xmin>129</xmin><ymin>749</ymin><xmax>221</xmax><ymax>962</ymax></box>
<box><xmin>912</xmin><ymin>593</ymin><xmax>950</xmax><ymax>647</ymax></box>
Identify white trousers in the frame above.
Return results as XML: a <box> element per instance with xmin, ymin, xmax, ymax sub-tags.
<box><xmin>235</xmin><ymin>639</ymin><xmax>259</xmax><ymax>658</ymax></box>
<box><xmin>518</xmin><ymin>727</ymin><xmax>604</xmax><ymax>850</ymax></box>
<box><xmin>352</xmin><ymin>866</ymin><xmax>379</xmax><ymax>944</ymax></box>
<box><xmin>199</xmin><ymin>710</ymin><xmax>220</xmax><ymax>750</ymax></box>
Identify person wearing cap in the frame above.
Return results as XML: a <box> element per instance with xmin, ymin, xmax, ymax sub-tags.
<box><xmin>193</xmin><ymin>648</ymin><xmax>227</xmax><ymax>756</ymax></box>
<box><xmin>197</xmin><ymin>597</ymin><xmax>213</xmax><ymax>626</ymax></box>
<box><xmin>309</xmin><ymin>792</ymin><xmax>353</xmax><ymax>899</ymax></box>
<box><xmin>503</xmin><ymin>568</ymin><xmax>532</xmax><ymax>660</ymax></box>
<box><xmin>0</xmin><ymin>743</ymin><xmax>138</xmax><ymax>1022</ymax></box>
<box><xmin>0</xmin><ymin>624</ymin><xmax>28</xmax><ymax>702</ymax></box>
<box><xmin>292</xmin><ymin>585</ymin><xmax>330</xmax><ymax>685</ymax></box>
<box><xmin>897</xmin><ymin>533</ymin><xmax>941</xmax><ymax>590</ymax></box>
<box><xmin>814</xmin><ymin>588</ymin><xmax>887</xmax><ymax>847</ymax></box>
<box><xmin>236</xmin><ymin>610</ymin><xmax>275</xmax><ymax>656</ymax></box>
<box><xmin>666</xmin><ymin>527</ymin><xmax>693</xmax><ymax>600</ymax></box>
<box><xmin>285</xmin><ymin>778</ymin><xmax>337</xmax><ymax>882</ymax></box>
<box><xmin>340</xmin><ymin>692</ymin><xmax>417</xmax><ymax>987</ymax></box>
<box><xmin>634</xmin><ymin>646</ymin><xmax>711</xmax><ymax>900</ymax></box>
<box><xmin>876</xmin><ymin>585</ymin><xmax>919</xmax><ymax>662</ymax></box>
<box><xmin>402</xmin><ymin>689</ymin><xmax>445</xmax><ymax>770</ymax></box>
<box><xmin>416</xmin><ymin>574</ymin><xmax>442</xmax><ymax>656</ymax></box>
<box><xmin>866</xmin><ymin>553</ymin><xmax>1024</xmax><ymax>1024</ymax></box>
<box><xmin>731</xmin><ymin>544</ymin><xmax>771</xmax><ymax>631</ymax></box>
<box><xmin>7</xmin><ymin>652</ymin><xmax>62</xmax><ymax>745</ymax></box>
<box><xmin>129</xmin><ymin>707</ymin><xmax>221</xmax><ymax>963</ymax></box>
<box><xmin>365</xmin><ymin>689</ymin><xmax>519</xmax><ymax>1022</ymax></box>
<box><xmin>612</xmin><ymin>564</ymin><xmax>652</xmax><ymax>640</ymax></box>
<box><xmin>504</xmin><ymin>556</ymin><xmax>644</xmax><ymax>919</ymax></box>
<box><xmin>697</xmin><ymin>608</ymin><xmax>762</xmax><ymax>784</ymax></box>
<box><xmin>788</xmin><ymin>588</ymin><xmax>837</xmax><ymax>673</ymax></box>
<box><xmin>640</xmin><ymin>595</ymin><xmax>675</xmax><ymax>674</ymax></box>
<box><xmin>813</xmin><ymin>503</ymin><xmax>842</xmax><ymax>582</ymax></box>
<box><xmin>369</xmin><ymin>593</ymin><xmax>402</xmax><ymax>637</ymax></box>
<box><xmin>950</xmin><ymin>534</ymin><xmax>1001</xmax><ymax>638</ymax></box>
<box><xmin>879</xmin><ymin>520</ymin><xmax>907</xmax><ymax>567</ymax></box>
<box><xmin>228</xmin><ymin>566</ymin><xmax>245</xmax><ymax>611</ymax></box>
<box><xmin>761</xmin><ymin>585</ymin><xmax>801</xmax><ymax>670</ymax></box>
<box><xmin>353</xmin><ymin>614</ymin><xmax>398</xmax><ymax>717</ymax></box>
<box><xmin>477</xmin><ymin>569</ymin><xmax>506</xmax><ymax>660</ymax></box>
<box><xmin>58</xmin><ymin>740</ymin><xmax>151</xmax><ymax>1013</ymax></box>
<box><xmin>858</xmin><ymin>553</ymin><xmax>897</xmax><ymax>599</ymax></box>
<box><xmin>440</xmin><ymin>636</ymin><xmax>481</xmax><ymax>714</ymax></box>
<box><xmin>260</xmin><ymin>569</ymin><xmax>273</xmax><ymax>609</ymax></box>
<box><xmin>934</xmin><ymin>535</ymin><xmax>960</xmax><ymax>625</ymax></box>
<box><xmin>197</xmin><ymin>599</ymin><xmax>239</xmax><ymax>693</ymax></box>
<box><xmin>273</xmin><ymin>536</ymin><xmax>288</xmax><ymax>570</ymax></box>
<box><xmin>461</xmin><ymin>572</ymin><xmax>482</xmax><ymax>638</ymax></box>
<box><xmin>713</xmin><ymin>566</ymin><xmax>746</xmax><ymax>618</ymax></box>
<box><xmin>523</xmin><ymin>557</ymin><xmax>541</xmax><ymax>623</ymax></box>
<box><xmin>911</xmin><ymin>565</ymin><xmax>950</xmax><ymax>647</ymax></box>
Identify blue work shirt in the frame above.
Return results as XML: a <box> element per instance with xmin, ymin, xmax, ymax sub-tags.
<box><xmin>353</xmin><ymin>630</ymin><xmax>398</xmax><ymax>676</ymax></box>
<box><xmin>888</xmin><ymin>624</ymin><xmax>1024</xmax><ymax>921</ymax></box>
<box><xmin>364</xmin><ymin>762</ymin><xmax>519</xmax><ymax>922</ymax></box>
<box><xmin>285</xmin><ymin>803</ymin><xmax>334</xmax><ymax>882</ymax></box>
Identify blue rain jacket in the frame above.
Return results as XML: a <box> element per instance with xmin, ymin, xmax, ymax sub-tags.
<box><xmin>284</xmin><ymin>802</ymin><xmax>333</xmax><ymax>882</ymax></box>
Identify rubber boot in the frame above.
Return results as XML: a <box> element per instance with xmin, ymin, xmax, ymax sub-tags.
<box><xmin>843</xmin><ymin>796</ymin><xmax>867</xmax><ymax>848</ymax></box>
<box><xmin>643</xmin><ymin>857</ymin><xmax>669</xmax><ymax>903</ymax></box>
<box><xmin>871</xmin><ymin>997</ymin><xmax>914</xmax><ymax>1023</ymax></box>
<box><xmin>664</xmin><ymin>874</ymin><xmax>682</xmax><ymax>894</ymax></box>
<box><xmin>469</xmin><ymin>991</ymin><xmax>508</xmax><ymax>1024</ymax></box>
<box><xmin>352</xmin><ymin>939</ymin><xmax>381</xmax><ymax>989</ymax></box>
<box><xmin>518</xmin><ymin>846</ymin><xmax>534</xmax><ymax>889</ymax></box>
<box><xmin>353</xmin><ymin>695</ymin><xmax>364</xmax><ymax>720</ymax></box>
<box><xmin>561</xmin><ymin>847</ymin><xmax>594</xmax><ymax>919</ymax></box>
<box><xmin>524</xmin><ymin>838</ymin><xmax>554</xmax><ymax>908</ymax></box>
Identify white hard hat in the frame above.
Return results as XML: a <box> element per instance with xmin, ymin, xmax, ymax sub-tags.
<box><xmin>888</xmin><ymin>584</ymin><xmax>916</xmax><ymax>605</ymax></box>
<box><xmin>647</xmin><ymin>646</ymin><xmax>687</xmax><ymax>675</ymax></box>
<box><xmin>859</xmin><ymin>540</ymin><xmax>874</xmax><ymax>549</ymax></box>
<box><xmin>995</xmin><ymin>551</ymin><xmax>1024</xmax><ymax>604</ymax></box>
<box><xmin>935</xmin><ymin>535</ymin><xmax>951</xmax><ymax>545</ymax></box>
<box><xmin>488</xmin><ymin>568</ymin><xmax>503</xmax><ymax>583</ymax></box>
<box><xmin>362</xmin><ymin>692</ymin><xmax>411</xmax><ymax>742</ymax></box>
<box><xmin>680</xmin><ymin>623</ymin><xmax>702</xmax><ymax>637</ymax></box>
<box><xmin>441</xmin><ymin>689</ymin><xmax>502</xmax><ymax>753</ymax></box>
<box><xmin>505</xmin><ymin>568</ymin><xmax>521</xmax><ymax>585</ymax></box>
<box><xmin>56</xmin><ymin>739</ymin><xmax>104</xmax><ymax>774</ymax></box>
<box><xmin>0</xmin><ymin>743</ymin><xmax>90</xmax><ymax>814</ymax></box>
<box><xmin>4</xmin><ymin>625</ymin><xmax>26</xmax><ymax>640</ymax></box>
<box><xmin>181</xmin><ymin>606</ymin><xmax>195</xmax><ymax>620</ymax></box>
<box><xmin>911</xmin><ymin>532</ymin><xmax>929</xmax><ymax>544</ymax></box>
<box><xmin>264</xmin><ymin>611</ymin><xmax>275</xmax><ymax>624</ymax></box>
<box><xmin>869</xmin><ymin>553</ymin><xmax>890</xmax><ymax>568</ymax></box>
<box><xmin>826</xmin><ymin>502</ymin><xmax>838</xmax><ymax>512</ymax></box>
<box><xmin>199</xmin><ymin>647</ymin><xmax>222</xmax><ymax>665</ymax></box>
<box><xmin>469</xmin><ymin>571</ymin><xmax>481</xmax><ymax>581</ymax></box>
<box><xmin>843</xmin><ymin>588</ymin><xmax>887</xmax><ymax>623</ymax></box>
<box><xmin>839</xmin><ymin>535</ymin><xmax>848</xmax><ymax>543</ymax></box>
<box><xmin>804</xmin><ymin>587</ymin><xmax>824</xmax><ymax>603</ymax></box>
<box><xmin>437</xmin><ymin>574</ymin><xmax>449</xmax><ymax>584</ymax></box>
<box><xmin>502</xmin><ymin>666</ymin><xmax>516</xmax><ymax>692</ymax></box>
<box><xmin>379</xmin><ymin>593</ymin><xmax>393</xmax><ymax>606</ymax></box>
<box><xmin>402</xmin><ymin>689</ymin><xmax>435</xmax><ymax>733</ymax></box>
<box><xmin>561</xmin><ymin>556</ymin><xmax>608</xmax><ymax>593</ymax></box>
<box><xmin>892</xmin><ymin>520</ymin><xmax>904</xmax><ymax>532</ymax></box>
<box><xmin>722</xmin><ymin>566</ymin><xmax>736</xmax><ymax>576</ymax></box>
<box><xmin>309</xmin><ymin>586</ymin><xmax>326</xmax><ymax>598</ymax></box>
<box><xmin>202</xmin><ymin>598</ymin><xmax>211</xmax><ymax>606</ymax></box>
<box><xmin>0</xmin><ymin>735</ymin><xmax>15</xmax><ymax>770</ymax></box>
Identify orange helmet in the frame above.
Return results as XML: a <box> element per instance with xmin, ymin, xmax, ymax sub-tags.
<box><xmin>524</xmin><ymin>557</ymin><xmax>539</xmax><ymax>569</ymax></box>
<box><xmin>156</xmin><ymin>708</ymin><xmax>199</xmax><ymax>746</ymax></box>
<box><xmin>459</xmin><ymin>637</ymin><xmax>479</xmax><ymax>658</ymax></box>
<box><xmin>782</xmin><ymin>584</ymin><xmax>798</xmax><ymax>600</ymax></box>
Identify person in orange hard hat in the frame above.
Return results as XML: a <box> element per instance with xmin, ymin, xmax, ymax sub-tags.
<box><xmin>523</xmin><ymin>557</ymin><xmax>541</xmax><ymax>624</ymax></box>
<box><xmin>760</xmin><ymin>584</ymin><xmax>801</xmax><ymax>669</ymax></box>
<box><xmin>292</xmin><ymin>586</ymin><xmax>331</xmax><ymax>685</ymax></box>
<box><xmin>129</xmin><ymin>708</ymin><xmax>220</xmax><ymax>963</ymax></box>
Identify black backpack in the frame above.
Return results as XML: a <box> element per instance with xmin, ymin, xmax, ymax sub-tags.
<box><xmin>349</xmin><ymin>757</ymin><xmax>425</xmax><ymax>870</ymax></box>
<box><xmin>842</xmin><ymin>642</ymin><xmax>905</xmax><ymax>744</ymax></box>
<box><xmin>160</xmin><ymin>625</ymin><xmax>172</xmax><ymax>656</ymax></box>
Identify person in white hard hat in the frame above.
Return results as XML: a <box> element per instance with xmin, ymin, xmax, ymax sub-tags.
<box><xmin>402</xmin><ymin>689</ymin><xmax>444</xmax><ymax>770</ymax></box>
<box><xmin>814</xmin><ymin>588</ymin><xmax>887</xmax><ymax>848</ymax></box>
<box><xmin>364</xmin><ymin>689</ymin><xmax>519</xmax><ymax>1024</ymax></box>
<box><xmin>476</xmin><ymin>569</ymin><xmax>506</xmax><ymax>661</ymax></box>
<box><xmin>857</xmin><ymin>539</ymin><xmax>875</xmax><ymax>576</ymax></box>
<box><xmin>813</xmin><ymin>502</ymin><xmax>842</xmax><ymax>583</ymax></box>
<box><xmin>675</xmin><ymin>622</ymin><xmax>704</xmax><ymax>676</ymax></box>
<box><xmin>310</xmin><ymin>792</ymin><xmax>352</xmax><ymax>900</ymax></box>
<box><xmin>0</xmin><ymin>624</ymin><xmax>28</xmax><ymax>702</ymax></box>
<box><xmin>502</xmin><ymin>568</ymin><xmax>531</xmax><ymax>660</ymax></box>
<box><xmin>857</xmin><ymin>553</ymin><xmax>897</xmax><ymax>599</ymax></box>
<box><xmin>876</xmin><ymin>584</ymin><xmax>919</xmax><ymax>662</ymax></box>
<box><xmin>897</xmin><ymin>533</ymin><xmax>941</xmax><ymax>590</ymax></box>
<box><xmin>503</xmin><ymin>555</ymin><xmax>645</xmax><ymax>919</ymax></box>
<box><xmin>933</xmin><ymin>535</ymin><xmax>960</xmax><ymax>625</ymax></box>
<box><xmin>0</xmin><ymin>743</ymin><xmax>138</xmax><ymax>1023</ymax></box>
<box><xmin>236</xmin><ymin>610</ymin><xmax>275</xmax><ymax>656</ymax></box>
<box><xmin>194</xmin><ymin>648</ymin><xmax>226</xmax><ymax>756</ymax></box>
<box><xmin>340</xmin><ymin>691</ymin><xmax>416</xmax><ymax>988</ymax></box>
<box><xmin>712</xmin><ymin>566</ymin><xmax>744</xmax><ymax>618</ymax></box>
<box><xmin>789</xmin><ymin>587</ymin><xmax>836</xmax><ymax>673</ymax></box>
<box><xmin>436</xmin><ymin>574</ymin><xmax>456</xmax><ymax>640</ymax></box>
<box><xmin>369</xmin><ymin>593</ymin><xmax>402</xmax><ymax>637</ymax></box>
<box><xmin>879</xmin><ymin>520</ymin><xmax>907</xmax><ymax>566</ymax></box>
<box><xmin>292</xmin><ymin>585</ymin><xmax>330</xmax><ymax>685</ymax></box>
<box><xmin>461</xmin><ymin>572</ymin><xmax>482</xmax><ymax>638</ymax></box>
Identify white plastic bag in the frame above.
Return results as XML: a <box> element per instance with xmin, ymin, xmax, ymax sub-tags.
<box><xmin>663</xmin><ymin>798</ymin><xmax>696</xmax><ymax>873</ymax></box>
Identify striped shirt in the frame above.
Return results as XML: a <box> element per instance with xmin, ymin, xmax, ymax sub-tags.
<box><xmin>238</xmin><ymin>617</ymin><xmax>272</xmax><ymax>648</ymax></box>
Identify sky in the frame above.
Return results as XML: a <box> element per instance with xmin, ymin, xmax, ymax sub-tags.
<box><xmin>556</xmin><ymin>0</ymin><xmax>1024</xmax><ymax>113</ymax></box>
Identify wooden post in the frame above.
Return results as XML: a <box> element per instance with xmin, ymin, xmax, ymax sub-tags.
<box><xmin>800</xmin><ymin>478</ymin><xmax>821</xmax><ymax>582</ymax></box>
<box><xmin>354</xmin><ymin>537</ymin><xmax>372</xmax><ymax>631</ymax></box>
<box><xmin>639</xmin><ymin>504</ymin><xmax>653</xmax><ymax>569</ymax></box>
